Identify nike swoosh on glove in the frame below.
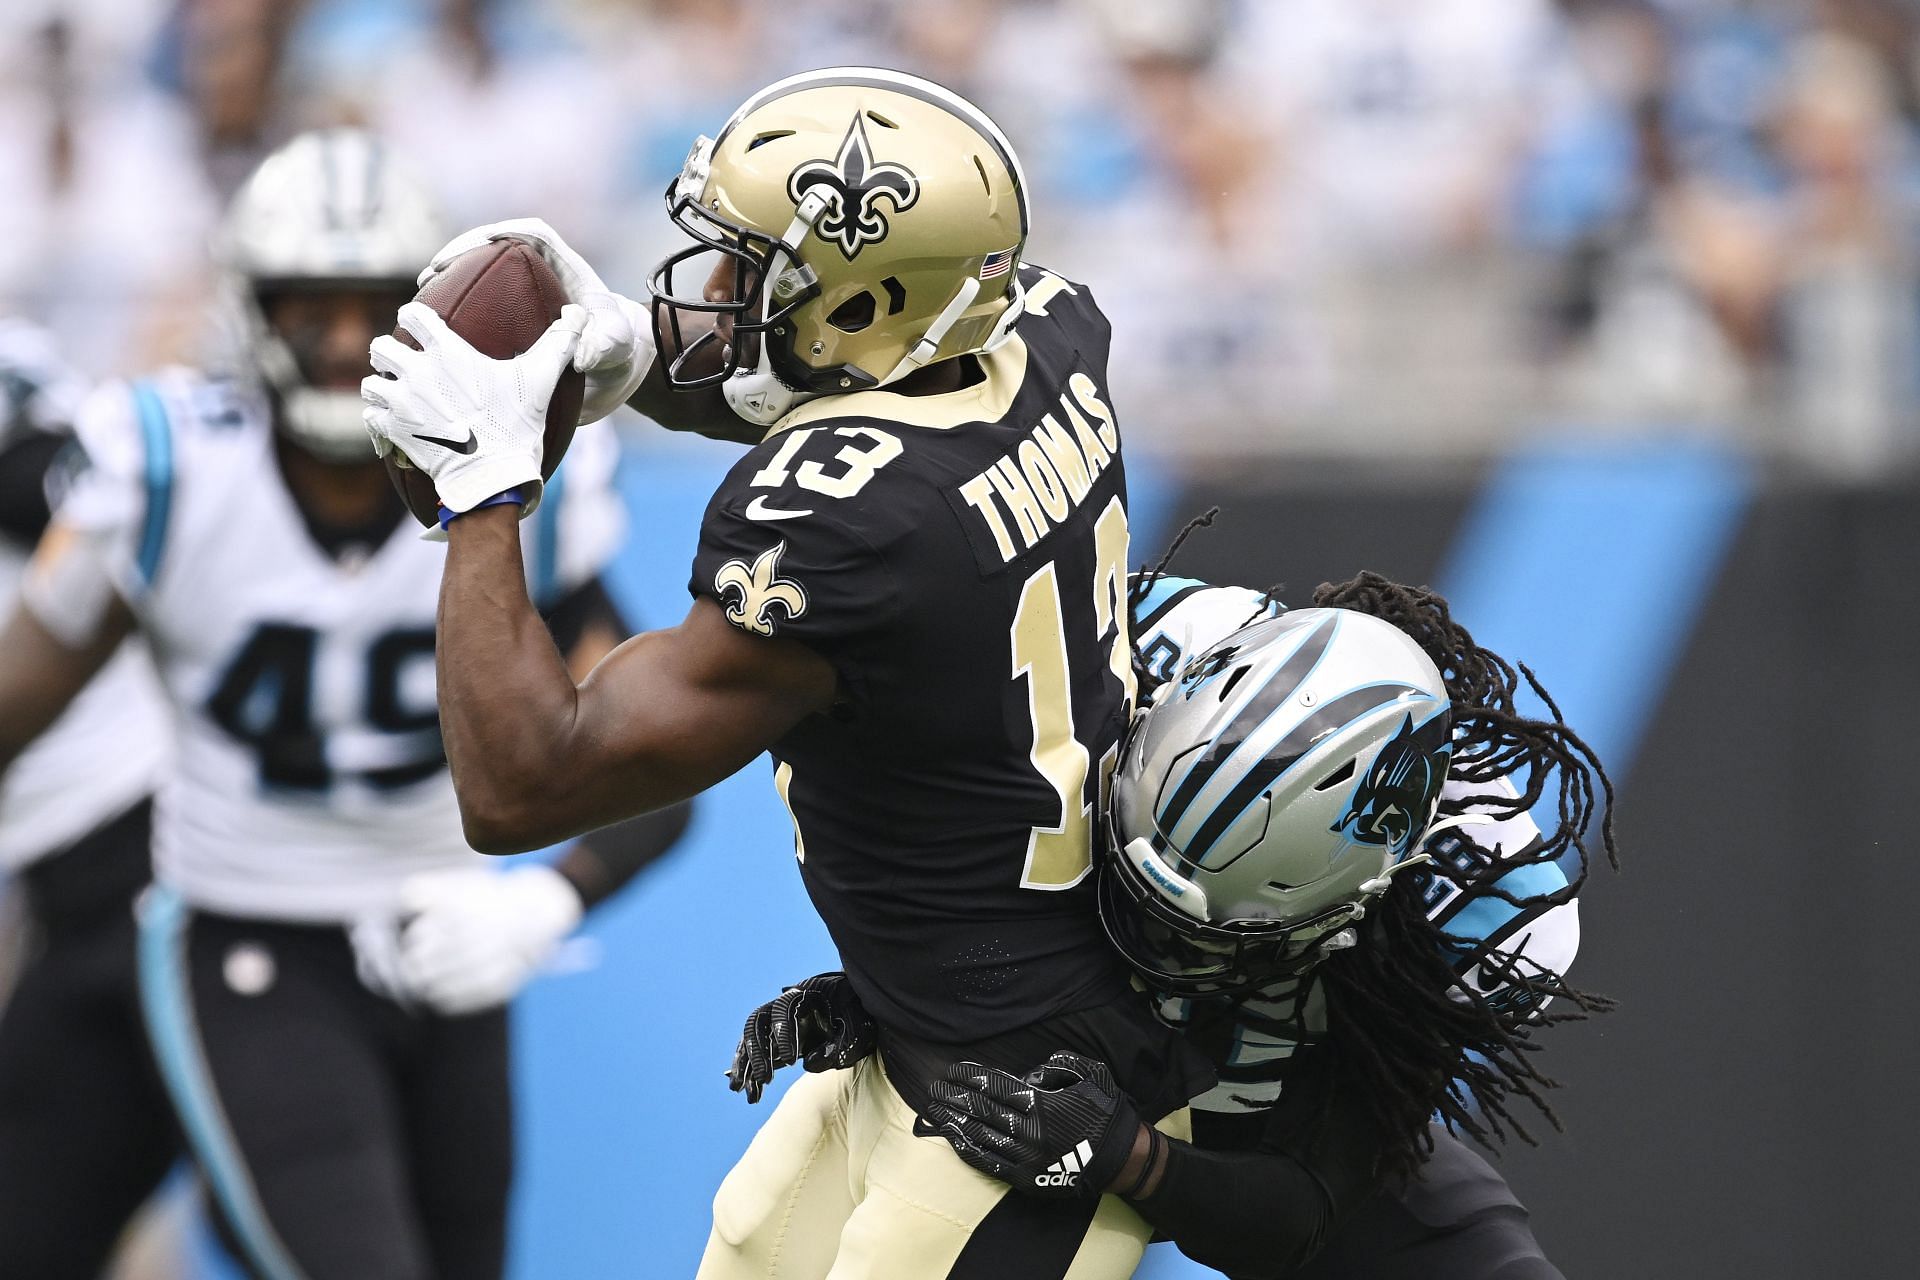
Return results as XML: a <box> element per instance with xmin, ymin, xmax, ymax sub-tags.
<box><xmin>362</xmin><ymin>300</ymin><xmax>583</xmax><ymax>516</ymax></box>
<box><xmin>419</xmin><ymin>218</ymin><xmax>656</xmax><ymax>425</ymax></box>
<box><xmin>726</xmin><ymin>971</ymin><xmax>877</xmax><ymax>1104</ymax></box>
<box><xmin>913</xmin><ymin>1051</ymin><xmax>1142</xmax><ymax>1200</ymax></box>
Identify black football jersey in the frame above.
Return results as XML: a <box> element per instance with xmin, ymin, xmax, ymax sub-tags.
<box><xmin>691</xmin><ymin>266</ymin><xmax>1143</xmax><ymax>1042</ymax></box>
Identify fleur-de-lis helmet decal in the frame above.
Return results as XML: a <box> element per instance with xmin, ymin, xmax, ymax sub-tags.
<box><xmin>786</xmin><ymin>116</ymin><xmax>921</xmax><ymax>261</ymax></box>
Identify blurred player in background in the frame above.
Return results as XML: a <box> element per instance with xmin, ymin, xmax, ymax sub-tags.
<box><xmin>0</xmin><ymin>128</ymin><xmax>687</xmax><ymax>1280</ymax></box>
<box><xmin>734</xmin><ymin>570</ymin><xmax>1613</xmax><ymax>1279</ymax></box>
<box><xmin>364</xmin><ymin>68</ymin><xmax>1212</xmax><ymax>1278</ymax></box>
<box><xmin>0</xmin><ymin>319</ymin><xmax>177</xmax><ymax>1279</ymax></box>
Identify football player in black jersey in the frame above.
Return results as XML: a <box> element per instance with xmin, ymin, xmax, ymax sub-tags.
<box><xmin>364</xmin><ymin>68</ymin><xmax>1210</xmax><ymax>1277</ymax></box>
<box><xmin>729</xmin><ymin>572</ymin><xmax>1617</xmax><ymax>1280</ymax></box>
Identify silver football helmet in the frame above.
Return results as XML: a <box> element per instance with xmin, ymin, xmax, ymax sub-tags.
<box><xmin>219</xmin><ymin>129</ymin><xmax>444</xmax><ymax>461</ymax></box>
<box><xmin>1101</xmin><ymin>607</ymin><xmax>1463</xmax><ymax>997</ymax></box>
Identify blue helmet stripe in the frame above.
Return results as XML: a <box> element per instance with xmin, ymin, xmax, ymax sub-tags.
<box><xmin>1182</xmin><ymin>683</ymin><xmax>1430</xmax><ymax>869</ymax></box>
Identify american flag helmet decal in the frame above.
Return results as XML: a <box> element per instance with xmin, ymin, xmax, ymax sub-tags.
<box><xmin>979</xmin><ymin>247</ymin><xmax>1015</xmax><ymax>279</ymax></box>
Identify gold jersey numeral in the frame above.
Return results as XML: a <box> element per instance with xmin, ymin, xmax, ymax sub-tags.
<box><xmin>1011</xmin><ymin>497</ymin><xmax>1130</xmax><ymax>890</ymax></box>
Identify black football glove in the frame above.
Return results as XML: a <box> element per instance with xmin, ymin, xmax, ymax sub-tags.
<box><xmin>913</xmin><ymin>1050</ymin><xmax>1142</xmax><ymax>1200</ymax></box>
<box><xmin>726</xmin><ymin>971</ymin><xmax>876</xmax><ymax>1104</ymax></box>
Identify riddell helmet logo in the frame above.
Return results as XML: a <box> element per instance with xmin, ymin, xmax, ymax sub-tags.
<box><xmin>787</xmin><ymin>116</ymin><xmax>921</xmax><ymax>260</ymax></box>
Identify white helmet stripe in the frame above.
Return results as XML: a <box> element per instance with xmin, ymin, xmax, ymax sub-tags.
<box><xmin>1155</xmin><ymin>615</ymin><xmax>1337</xmax><ymax>838</ymax></box>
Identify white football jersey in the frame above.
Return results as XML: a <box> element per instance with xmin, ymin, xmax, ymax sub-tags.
<box><xmin>56</xmin><ymin>368</ymin><xmax>623</xmax><ymax>922</ymax></box>
<box><xmin>1129</xmin><ymin>576</ymin><xmax>1581</xmax><ymax>1114</ymax></box>
<box><xmin>0</xmin><ymin>538</ymin><xmax>168</xmax><ymax>870</ymax></box>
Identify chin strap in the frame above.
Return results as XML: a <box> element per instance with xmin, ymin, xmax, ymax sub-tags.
<box><xmin>878</xmin><ymin>276</ymin><xmax>981</xmax><ymax>386</ymax></box>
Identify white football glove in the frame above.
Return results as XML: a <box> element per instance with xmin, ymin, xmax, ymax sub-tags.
<box><xmin>418</xmin><ymin>218</ymin><xmax>656</xmax><ymax>424</ymax></box>
<box><xmin>390</xmin><ymin>864</ymin><xmax>585</xmax><ymax>1016</ymax></box>
<box><xmin>362</xmin><ymin>300</ymin><xmax>584</xmax><ymax>516</ymax></box>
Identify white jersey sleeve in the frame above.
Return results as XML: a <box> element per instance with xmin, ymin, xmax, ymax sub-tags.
<box><xmin>1423</xmin><ymin>772</ymin><xmax>1581</xmax><ymax>1017</ymax></box>
<box><xmin>55</xmin><ymin>380</ymin><xmax>163</xmax><ymax>607</ymax></box>
<box><xmin>1129</xmin><ymin>575</ymin><xmax>1282</xmax><ymax>691</ymax></box>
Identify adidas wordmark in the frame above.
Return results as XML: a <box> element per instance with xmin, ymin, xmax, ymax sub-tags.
<box><xmin>1034</xmin><ymin>1140</ymin><xmax>1096</xmax><ymax>1189</ymax></box>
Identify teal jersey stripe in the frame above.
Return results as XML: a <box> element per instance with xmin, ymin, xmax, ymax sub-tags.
<box><xmin>1441</xmin><ymin>858</ymin><xmax>1568</xmax><ymax>949</ymax></box>
<box><xmin>129</xmin><ymin>382</ymin><xmax>174</xmax><ymax>586</ymax></box>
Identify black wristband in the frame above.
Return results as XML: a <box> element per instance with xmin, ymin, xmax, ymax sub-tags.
<box><xmin>1113</xmin><ymin>1125</ymin><xmax>1164</xmax><ymax>1200</ymax></box>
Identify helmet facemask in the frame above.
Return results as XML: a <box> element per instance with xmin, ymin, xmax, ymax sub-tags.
<box><xmin>1096</xmin><ymin>846</ymin><xmax>1368</xmax><ymax>1000</ymax></box>
<box><xmin>245</xmin><ymin>279</ymin><xmax>418</xmax><ymax>464</ymax></box>
<box><xmin>648</xmin><ymin>135</ymin><xmax>838</xmax><ymax>422</ymax></box>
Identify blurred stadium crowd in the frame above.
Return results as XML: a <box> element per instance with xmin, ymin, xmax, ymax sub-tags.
<box><xmin>6</xmin><ymin>0</ymin><xmax>1920</xmax><ymax>472</ymax></box>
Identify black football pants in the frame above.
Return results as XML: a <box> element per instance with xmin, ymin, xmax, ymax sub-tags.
<box><xmin>1291</xmin><ymin>1126</ymin><xmax>1565</xmax><ymax>1280</ymax></box>
<box><xmin>0</xmin><ymin>800</ymin><xmax>181</xmax><ymax>1280</ymax></box>
<box><xmin>137</xmin><ymin>885</ymin><xmax>513</xmax><ymax>1280</ymax></box>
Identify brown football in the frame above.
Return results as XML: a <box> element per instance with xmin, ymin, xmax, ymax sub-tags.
<box><xmin>384</xmin><ymin>239</ymin><xmax>586</xmax><ymax>527</ymax></box>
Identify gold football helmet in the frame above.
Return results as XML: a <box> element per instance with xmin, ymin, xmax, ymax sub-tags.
<box><xmin>649</xmin><ymin>68</ymin><xmax>1030</xmax><ymax>425</ymax></box>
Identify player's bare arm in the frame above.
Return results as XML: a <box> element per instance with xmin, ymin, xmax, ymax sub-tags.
<box><xmin>0</xmin><ymin>534</ymin><xmax>134</xmax><ymax>780</ymax></box>
<box><xmin>433</xmin><ymin>505</ymin><xmax>834</xmax><ymax>853</ymax></box>
<box><xmin>537</xmin><ymin>585</ymin><xmax>696</xmax><ymax>898</ymax></box>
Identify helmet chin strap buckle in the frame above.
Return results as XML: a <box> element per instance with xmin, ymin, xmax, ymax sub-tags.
<box><xmin>882</xmin><ymin>276</ymin><xmax>982</xmax><ymax>384</ymax></box>
<box><xmin>1357</xmin><ymin>850</ymin><xmax>1437</xmax><ymax>898</ymax></box>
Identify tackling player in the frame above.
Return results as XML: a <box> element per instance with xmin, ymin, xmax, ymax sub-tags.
<box><xmin>363</xmin><ymin>69</ymin><xmax>1212</xmax><ymax>1277</ymax></box>
<box><xmin>0</xmin><ymin>320</ymin><xmax>177</xmax><ymax>1280</ymax></box>
<box><xmin>732</xmin><ymin>571</ymin><xmax>1614</xmax><ymax>1279</ymax></box>
<box><xmin>0</xmin><ymin>130</ymin><xmax>686</xmax><ymax>1280</ymax></box>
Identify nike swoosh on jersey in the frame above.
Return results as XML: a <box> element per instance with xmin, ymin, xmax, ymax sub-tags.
<box><xmin>745</xmin><ymin>496</ymin><xmax>814</xmax><ymax>521</ymax></box>
<box><xmin>416</xmin><ymin>430</ymin><xmax>479</xmax><ymax>454</ymax></box>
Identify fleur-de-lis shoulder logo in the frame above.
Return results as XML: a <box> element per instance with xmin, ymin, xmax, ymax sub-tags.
<box><xmin>714</xmin><ymin>542</ymin><xmax>809</xmax><ymax>636</ymax></box>
<box><xmin>787</xmin><ymin>116</ymin><xmax>920</xmax><ymax>261</ymax></box>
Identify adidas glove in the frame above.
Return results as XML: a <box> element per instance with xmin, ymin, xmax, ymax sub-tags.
<box><xmin>913</xmin><ymin>1051</ymin><xmax>1143</xmax><ymax>1200</ymax></box>
<box><xmin>726</xmin><ymin>971</ymin><xmax>876</xmax><ymax>1104</ymax></box>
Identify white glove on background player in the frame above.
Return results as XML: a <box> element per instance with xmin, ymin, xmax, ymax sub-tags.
<box><xmin>386</xmin><ymin>864</ymin><xmax>585</xmax><ymax>1016</ymax></box>
<box><xmin>362</xmin><ymin>300</ymin><xmax>584</xmax><ymax>514</ymax></box>
<box><xmin>418</xmin><ymin>218</ymin><xmax>656</xmax><ymax>424</ymax></box>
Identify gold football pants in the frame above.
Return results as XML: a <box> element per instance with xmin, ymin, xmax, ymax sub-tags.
<box><xmin>696</xmin><ymin>1055</ymin><xmax>1186</xmax><ymax>1280</ymax></box>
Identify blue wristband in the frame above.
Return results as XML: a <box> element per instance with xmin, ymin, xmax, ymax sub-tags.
<box><xmin>438</xmin><ymin>487</ymin><xmax>526</xmax><ymax>531</ymax></box>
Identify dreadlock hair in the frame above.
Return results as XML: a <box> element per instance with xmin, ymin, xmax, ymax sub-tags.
<box><xmin>1126</xmin><ymin>507</ymin><xmax>1218</xmax><ymax>689</ymax></box>
<box><xmin>1306</xmin><ymin>571</ymin><xmax>1620</xmax><ymax>1184</ymax></box>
